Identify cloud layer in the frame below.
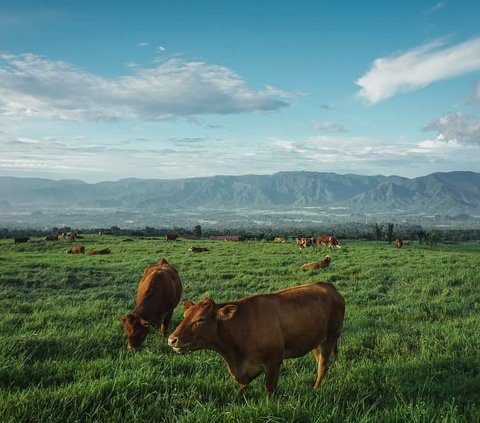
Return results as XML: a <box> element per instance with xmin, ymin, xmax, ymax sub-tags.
<box><xmin>2</xmin><ymin>129</ymin><xmax>477</xmax><ymax>182</ymax></box>
<box><xmin>357</xmin><ymin>37</ymin><xmax>480</xmax><ymax>103</ymax></box>
<box><xmin>424</xmin><ymin>112</ymin><xmax>480</xmax><ymax>145</ymax></box>
<box><xmin>0</xmin><ymin>53</ymin><xmax>290</xmax><ymax>121</ymax></box>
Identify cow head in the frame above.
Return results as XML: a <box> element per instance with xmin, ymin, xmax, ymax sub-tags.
<box><xmin>168</xmin><ymin>298</ymin><xmax>237</xmax><ymax>353</ymax></box>
<box><xmin>121</xmin><ymin>313</ymin><xmax>150</xmax><ymax>350</ymax></box>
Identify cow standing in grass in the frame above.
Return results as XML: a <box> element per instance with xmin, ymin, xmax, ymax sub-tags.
<box><xmin>168</xmin><ymin>282</ymin><xmax>345</xmax><ymax>395</ymax></box>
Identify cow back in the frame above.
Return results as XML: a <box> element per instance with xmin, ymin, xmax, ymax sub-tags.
<box><xmin>135</xmin><ymin>266</ymin><xmax>182</xmax><ymax>320</ymax></box>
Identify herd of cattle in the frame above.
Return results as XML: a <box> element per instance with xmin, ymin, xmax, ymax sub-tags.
<box><xmin>9</xmin><ymin>232</ymin><xmax>409</xmax><ymax>395</ymax></box>
<box><xmin>121</xmin><ymin>257</ymin><xmax>345</xmax><ymax>395</ymax></box>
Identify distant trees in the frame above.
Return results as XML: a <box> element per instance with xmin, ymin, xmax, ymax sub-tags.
<box><xmin>386</xmin><ymin>223</ymin><xmax>394</xmax><ymax>243</ymax></box>
<box><xmin>426</xmin><ymin>230</ymin><xmax>439</xmax><ymax>246</ymax></box>
<box><xmin>373</xmin><ymin>223</ymin><xmax>383</xmax><ymax>243</ymax></box>
<box><xmin>194</xmin><ymin>225</ymin><xmax>202</xmax><ymax>238</ymax></box>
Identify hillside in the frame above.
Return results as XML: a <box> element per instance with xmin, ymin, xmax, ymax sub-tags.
<box><xmin>1</xmin><ymin>171</ymin><xmax>479</xmax><ymax>227</ymax></box>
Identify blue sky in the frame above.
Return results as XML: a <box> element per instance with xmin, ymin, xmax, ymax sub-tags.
<box><xmin>1</xmin><ymin>0</ymin><xmax>479</xmax><ymax>182</ymax></box>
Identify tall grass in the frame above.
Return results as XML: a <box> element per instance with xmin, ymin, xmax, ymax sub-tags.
<box><xmin>0</xmin><ymin>236</ymin><xmax>479</xmax><ymax>422</ymax></box>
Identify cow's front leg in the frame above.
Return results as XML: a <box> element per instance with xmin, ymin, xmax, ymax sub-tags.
<box><xmin>264</xmin><ymin>360</ymin><xmax>282</xmax><ymax>395</ymax></box>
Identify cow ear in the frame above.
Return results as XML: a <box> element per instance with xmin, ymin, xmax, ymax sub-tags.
<box><xmin>139</xmin><ymin>318</ymin><xmax>150</xmax><ymax>327</ymax></box>
<box><xmin>217</xmin><ymin>304</ymin><xmax>237</xmax><ymax>321</ymax></box>
<box><xmin>183</xmin><ymin>300</ymin><xmax>195</xmax><ymax>310</ymax></box>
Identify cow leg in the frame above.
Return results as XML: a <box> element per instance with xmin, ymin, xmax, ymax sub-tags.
<box><xmin>312</xmin><ymin>340</ymin><xmax>336</xmax><ymax>389</ymax></box>
<box><xmin>160</xmin><ymin>310</ymin><xmax>173</xmax><ymax>337</ymax></box>
<box><xmin>264</xmin><ymin>360</ymin><xmax>282</xmax><ymax>395</ymax></box>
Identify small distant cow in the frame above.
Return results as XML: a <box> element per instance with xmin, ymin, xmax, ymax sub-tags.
<box><xmin>44</xmin><ymin>235</ymin><xmax>58</xmax><ymax>241</ymax></box>
<box><xmin>273</xmin><ymin>237</ymin><xmax>285</xmax><ymax>243</ymax></box>
<box><xmin>316</xmin><ymin>235</ymin><xmax>341</xmax><ymax>249</ymax></box>
<box><xmin>166</xmin><ymin>234</ymin><xmax>179</xmax><ymax>241</ymax></box>
<box><xmin>188</xmin><ymin>246</ymin><xmax>209</xmax><ymax>253</ymax></box>
<box><xmin>395</xmin><ymin>238</ymin><xmax>403</xmax><ymax>249</ymax></box>
<box><xmin>67</xmin><ymin>231</ymin><xmax>78</xmax><ymax>242</ymax></box>
<box><xmin>296</xmin><ymin>236</ymin><xmax>316</xmax><ymax>249</ymax></box>
<box><xmin>301</xmin><ymin>255</ymin><xmax>331</xmax><ymax>271</ymax></box>
<box><xmin>86</xmin><ymin>248</ymin><xmax>111</xmax><ymax>255</ymax></box>
<box><xmin>14</xmin><ymin>237</ymin><xmax>29</xmax><ymax>244</ymax></box>
<box><xmin>67</xmin><ymin>245</ymin><xmax>85</xmax><ymax>254</ymax></box>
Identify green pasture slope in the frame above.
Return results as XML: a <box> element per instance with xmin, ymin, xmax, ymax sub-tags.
<box><xmin>0</xmin><ymin>236</ymin><xmax>479</xmax><ymax>422</ymax></box>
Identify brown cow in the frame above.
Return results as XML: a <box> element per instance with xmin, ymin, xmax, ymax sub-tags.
<box><xmin>301</xmin><ymin>255</ymin><xmax>331</xmax><ymax>271</ymax></box>
<box><xmin>14</xmin><ymin>237</ymin><xmax>29</xmax><ymax>244</ymax></box>
<box><xmin>296</xmin><ymin>236</ymin><xmax>315</xmax><ymax>249</ymax></box>
<box><xmin>44</xmin><ymin>235</ymin><xmax>58</xmax><ymax>241</ymax></box>
<box><xmin>168</xmin><ymin>282</ymin><xmax>345</xmax><ymax>395</ymax></box>
<box><xmin>316</xmin><ymin>235</ymin><xmax>341</xmax><ymax>248</ymax></box>
<box><xmin>395</xmin><ymin>238</ymin><xmax>403</xmax><ymax>249</ymax></box>
<box><xmin>188</xmin><ymin>246</ymin><xmax>209</xmax><ymax>253</ymax></box>
<box><xmin>122</xmin><ymin>258</ymin><xmax>182</xmax><ymax>350</ymax></box>
<box><xmin>67</xmin><ymin>245</ymin><xmax>85</xmax><ymax>254</ymax></box>
<box><xmin>273</xmin><ymin>237</ymin><xmax>285</xmax><ymax>243</ymax></box>
<box><xmin>86</xmin><ymin>248</ymin><xmax>111</xmax><ymax>255</ymax></box>
<box><xmin>166</xmin><ymin>234</ymin><xmax>179</xmax><ymax>241</ymax></box>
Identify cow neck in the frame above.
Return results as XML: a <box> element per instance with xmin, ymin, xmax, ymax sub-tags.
<box><xmin>213</xmin><ymin>318</ymin><xmax>244</xmax><ymax>359</ymax></box>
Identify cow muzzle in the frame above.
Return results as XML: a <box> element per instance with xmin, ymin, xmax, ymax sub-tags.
<box><xmin>168</xmin><ymin>336</ymin><xmax>190</xmax><ymax>353</ymax></box>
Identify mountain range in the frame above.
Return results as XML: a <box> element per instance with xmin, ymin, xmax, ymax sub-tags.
<box><xmin>1</xmin><ymin>171</ymin><xmax>479</xmax><ymax>226</ymax></box>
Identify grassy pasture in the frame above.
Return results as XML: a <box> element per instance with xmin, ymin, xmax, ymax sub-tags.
<box><xmin>0</xmin><ymin>236</ymin><xmax>479</xmax><ymax>422</ymax></box>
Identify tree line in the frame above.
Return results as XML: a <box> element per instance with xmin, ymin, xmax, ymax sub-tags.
<box><xmin>1</xmin><ymin>222</ymin><xmax>480</xmax><ymax>243</ymax></box>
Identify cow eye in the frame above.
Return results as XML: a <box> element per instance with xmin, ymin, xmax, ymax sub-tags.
<box><xmin>195</xmin><ymin>317</ymin><xmax>206</xmax><ymax>325</ymax></box>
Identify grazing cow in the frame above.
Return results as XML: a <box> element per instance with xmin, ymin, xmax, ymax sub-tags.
<box><xmin>44</xmin><ymin>235</ymin><xmax>58</xmax><ymax>241</ymax></box>
<box><xmin>67</xmin><ymin>231</ymin><xmax>77</xmax><ymax>242</ymax></box>
<box><xmin>188</xmin><ymin>246</ymin><xmax>209</xmax><ymax>253</ymax></box>
<box><xmin>301</xmin><ymin>256</ymin><xmax>331</xmax><ymax>271</ymax></box>
<box><xmin>166</xmin><ymin>234</ymin><xmax>179</xmax><ymax>241</ymax></box>
<box><xmin>168</xmin><ymin>282</ymin><xmax>345</xmax><ymax>395</ymax></box>
<box><xmin>316</xmin><ymin>235</ymin><xmax>341</xmax><ymax>249</ymax></box>
<box><xmin>273</xmin><ymin>237</ymin><xmax>285</xmax><ymax>243</ymax></box>
<box><xmin>395</xmin><ymin>238</ymin><xmax>403</xmax><ymax>249</ymax></box>
<box><xmin>122</xmin><ymin>258</ymin><xmax>182</xmax><ymax>350</ymax></box>
<box><xmin>14</xmin><ymin>237</ymin><xmax>29</xmax><ymax>244</ymax></box>
<box><xmin>86</xmin><ymin>248</ymin><xmax>111</xmax><ymax>255</ymax></box>
<box><xmin>66</xmin><ymin>245</ymin><xmax>85</xmax><ymax>254</ymax></box>
<box><xmin>296</xmin><ymin>236</ymin><xmax>315</xmax><ymax>249</ymax></box>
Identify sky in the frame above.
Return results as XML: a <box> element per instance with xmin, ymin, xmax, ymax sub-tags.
<box><xmin>0</xmin><ymin>0</ymin><xmax>479</xmax><ymax>182</ymax></box>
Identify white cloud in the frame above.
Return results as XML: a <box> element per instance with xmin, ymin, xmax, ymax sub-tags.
<box><xmin>423</xmin><ymin>112</ymin><xmax>480</xmax><ymax>145</ymax></box>
<box><xmin>1</xmin><ymin>129</ymin><xmax>478</xmax><ymax>181</ymax></box>
<box><xmin>264</xmin><ymin>85</ymin><xmax>308</xmax><ymax>98</ymax></box>
<box><xmin>356</xmin><ymin>37</ymin><xmax>480</xmax><ymax>103</ymax></box>
<box><xmin>424</xmin><ymin>2</ymin><xmax>446</xmax><ymax>15</ymax></box>
<box><xmin>0</xmin><ymin>53</ymin><xmax>290</xmax><ymax>121</ymax></box>
<box><xmin>138</xmin><ymin>42</ymin><xmax>149</xmax><ymax>47</ymax></box>
<box><xmin>312</xmin><ymin>121</ymin><xmax>346</xmax><ymax>132</ymax></box>
<box><xmin>157</xmin><ymin>46</ymin><xmax>166</xmax><ymax>52</ymax></box>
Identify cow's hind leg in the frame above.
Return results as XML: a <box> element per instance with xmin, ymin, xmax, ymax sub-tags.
<box><xmin>161</xmin><ymin>310</ymin><xmax>174</xmax><ymax>337</ymax></box>
<box><xmin>312</xmin><ymin>338</ymin><xmax>337</xmax><ymax>389</ymax></box>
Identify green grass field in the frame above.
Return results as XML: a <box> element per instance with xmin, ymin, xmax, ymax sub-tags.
<box><xmin>0</xmin><ymin>236</ymin><xmax>479</xmax><ymax>422</ymax></box>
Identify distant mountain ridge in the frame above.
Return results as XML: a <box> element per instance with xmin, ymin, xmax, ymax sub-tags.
<box><xmin>0</xmin><ymin>171</ymin><xmax>479</xmax><ymax>216</ymax></box>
